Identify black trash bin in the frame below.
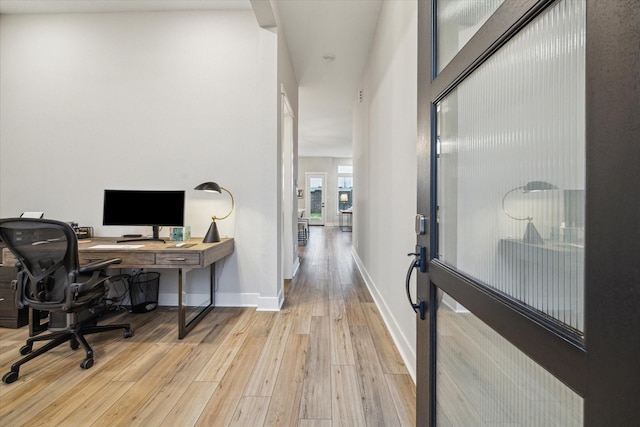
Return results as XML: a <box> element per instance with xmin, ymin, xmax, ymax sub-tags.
<box><xmin>129</xmin><ymin>272</ymin><xmax>160</xmax><ymax>313</ymax></box>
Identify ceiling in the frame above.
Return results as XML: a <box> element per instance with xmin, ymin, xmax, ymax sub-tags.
<box><xmin>0</xmin><ymin>0</ymin><xmax>252</xmax><ymax>13</ymax></box>
<box><xmin>276</xmin><ymin>1</ymin><xmax>382</xmax><ymax>157</ymax></box>
<box><xmin>0</xmin><ymin>0</ymin><xmax>382</xmax><ymax>158</ymax></box>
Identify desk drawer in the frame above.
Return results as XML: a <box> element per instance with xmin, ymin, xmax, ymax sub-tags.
<box><xmin>156</xmin><ymin>252</ymin><xmax>201</xmax><ymax>266</ymax></box>
<box><xmin>0</xmin><ymin>266</ymin><xmax>28</xmax><ymax>328</ymax></box>
<box><xmin>79</xmin><ymin>252</ymin><xmax>156</xmax><ymax>267</ymax></box>
<box><xmin>2</xmin><ymin>250</ymin><xmax>18</xmax><ymax>266</ymax></box>
<box><xmin>0</xmin><ymin>286</ymin><xmax>18</xmax><ymax>317</ymax></box>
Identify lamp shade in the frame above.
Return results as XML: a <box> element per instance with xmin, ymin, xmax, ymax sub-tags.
<box><xmin>194</xmin><ymin>182</ymin><xmax>222</xmax><ymax>193</ymax></box>
<box><xmin>340</xmin><ymin>194</ymin><xmax>348</xmax><ymax>202</ymax></box>
<box><xmin>522</xmin><ymin>181</ymin><xmax>558</xmax><ymax>193</ymax></box>
<box><xmin>194</xmin><ymin>181</ymin><xmax>234</xmax><ymax>243</ymax></box>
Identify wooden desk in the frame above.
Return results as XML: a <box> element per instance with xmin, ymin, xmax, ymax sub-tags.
<box><xmin>498</xmin><ymin>238</ymin><xmax>583</xmax><ymax>330</ymax></box>
<box><xmin>2</xmin><ymin>237</ymin><xmax>234</xmax><ymax>339</ymax></box>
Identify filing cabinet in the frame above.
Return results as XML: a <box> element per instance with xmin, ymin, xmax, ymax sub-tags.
<box><xmin>0</xmin><ymin>266</ymin><xmax>28</xmax><ymax>328</ymax></box>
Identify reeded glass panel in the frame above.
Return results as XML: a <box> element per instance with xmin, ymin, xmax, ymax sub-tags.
<box><xmin>437</xmin><ymin>0</ymin><xmax>504</xmax><ymax>73</ymax></box>
<box><xmin>436</xmin><ymin>291</ymin><xmax>584</xmax><ymax>426</ymax></box>
<box><xmin>436</xmin><ymin>0</ymin><xmax>585</xmax><ymax>331</ymax></box>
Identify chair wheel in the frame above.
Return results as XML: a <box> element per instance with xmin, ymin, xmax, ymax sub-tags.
<box><xmin>70</xmin><ymin>339</ymin><xmax>79</xmax><ymax>350</ymax></box>
<box><xmin>80</xmin><ymin>358</ymin><xmax>94</xmax><ymax>369</ymax></box>
<box><xmin>19</xmin><ymin>345</ymin><xmax>32</xmax><ymax>355</ymax></box>
<box><xmin>2</xmin><ymin>371</ymin><xmax>19</xmax><ymax>384</ymax></box>
<box><xmin>124</xmin><ymin>330</ymin><xmax>133</xmax><ymax>338</ymax></box>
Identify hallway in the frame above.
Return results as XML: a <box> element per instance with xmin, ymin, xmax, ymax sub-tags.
<box><xmin>288</xmin><ymin>225</ymin><xmax>416</xmax><ymax>425</ymax></box>
<box><xmin>0</xmin><ymin>226</ymin><xmax>415</xmax><ymax>426</ymax></box>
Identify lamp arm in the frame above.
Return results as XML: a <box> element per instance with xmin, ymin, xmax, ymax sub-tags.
<box><xmin>211</xmin><ymin>187</ymin><xmax>235</xmax><ymax>221</ymax></box>
<box><xmin>502</xmin><ymin>186</ymin><xmax>532</xmax><ymax>221</ymax></box>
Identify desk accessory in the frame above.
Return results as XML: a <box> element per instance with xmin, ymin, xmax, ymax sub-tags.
<box><xmin>169</xmin><ymin>226</ymin><xmax>191</xmax><ymax>241</ymax></box>
<box><xmin>20</xmin><ymin>212</ymin><xmax>44</xmax><ymax>219</ymax></box>
<box><xmin>175</xmin><ymin>243</ymin><xmax>196</xmax><ymax>248</ymax></box>
<box><xmin>194</xmin><ymin>182</ymin><xmax>235</xmax><ymax>243</ymax></box>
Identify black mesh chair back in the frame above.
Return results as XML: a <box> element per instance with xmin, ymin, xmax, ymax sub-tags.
<box><xmin>0</xmin><ymin>218</ymin><xmax>133</xmax><ymax>384</ymax></box>
<box><xmin>0</xmin><ymin>219</ymin><xmax>79</xmax><ymax>309</ymax></box>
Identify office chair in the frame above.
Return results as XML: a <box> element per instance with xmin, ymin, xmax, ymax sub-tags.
<box><xmin>0</xmin><ymin>218</ymin><xmax>133</xmax><ymax>384</ymax></box>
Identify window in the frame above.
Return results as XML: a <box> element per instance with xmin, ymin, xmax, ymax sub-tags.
<box><xmin>436</xmin><ymin>0</ymin><xmax>585</xmax><ymax>332</ymax></box>
<box><xmin>437</xmin><ymin>0</ymin><xmax>504</xmax><ymax>73</ymax></box>
<box><xmin>337</xmin><ymin>165</ymin><xmax>353</xmax><ymax>211</ymax></box>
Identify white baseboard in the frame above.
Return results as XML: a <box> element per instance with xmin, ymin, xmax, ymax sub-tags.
<box><xmin>442</xmin><ymin>294</ymin><xmax>470</xmax><ymax>313</ymax></box>
<box><xmin>351</xmin><ymin>248</ymin><xmax>417</xmax><ymax>383</ymax></box>
<box><xmin>159</xmin><ymin>289</ymin><xmax>284</xmax><ymax>311</ymax></box>
<box><xmin>292</xmin><ymin>256</ymin><xmax>300</xmax><ymax>277</ymax></box>
<box><xmin>257</xmin><ymin>286</ymin><xmax>284</xmax><ymax>311</ymax></box>
<box><xmin>158</xmin><ymin>293</ymin><xmax>180</xmax><ymax>306</ymax></box>
<box><xmin>160</xmin><ymin>292</ymin><xmax>259</xmax><ymax>307</ymax></box>
<box><xmin>215</xmin><ymin>292</ymin><xmax>259</xmax><ymax>307</ymax></box>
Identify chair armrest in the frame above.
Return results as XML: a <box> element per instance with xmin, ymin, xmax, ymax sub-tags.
<box><xmin>12</xmin><ymin>271</ymin><xmax>26</xmax><ymax>309</ymax></box>
<box><xmin>79</xmin><ymin>258</ymin><xmax>122</xmax><ymax>274</ymax></box>
<box><xmin>66</xmin><ymin>259</ymin><xmax>122</xmax><ymax>307</ymax></box>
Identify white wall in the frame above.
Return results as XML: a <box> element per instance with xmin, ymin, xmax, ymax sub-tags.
<box><xmin>352</xmin><ymin>0</ymin><xmax>418</xmax><ymax>380</ymax></box>
<box><xmin>297</xmin><ymin>156</ymin><xmax>352</xmax><ymax>226</ymax></box>
<box><xmin>0</xmin><ymin>10</ymin><xmax>283</xmax><ymax>309</ymax></box>
<box><xmin>274</xmin><ymin>0</ymin><xmax>300</xmax><ymax>300</ymax></box>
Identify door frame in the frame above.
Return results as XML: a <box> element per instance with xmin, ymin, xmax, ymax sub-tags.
<box><xmin>416</xmin><ymin>0</ymin><xmax>640</xmax><ymax>425</ymax></box>
<box><xmin>281</xmin><ymin>89</ymin><xmax>297</xmax><ymax>280</ymax></box>
<box><xmin>305</xmin><ymin>172</ymin><xmax>327</xmax><ymax>226</ymax></box>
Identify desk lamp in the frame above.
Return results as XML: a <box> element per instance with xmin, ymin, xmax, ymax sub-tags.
<box><xmin>340</xmin><ymin>193</ymin><xmax>348</xmax><ymax>210</ymax></box>
<box><xmin>194</xmin><ymin>182</ymin><xmax>235</xmax><ymax>243</ymax></box>
<box><xmin>502</xmin><ymin>180</ymin><xmax>557</xmax><ymax>244</ymax></box>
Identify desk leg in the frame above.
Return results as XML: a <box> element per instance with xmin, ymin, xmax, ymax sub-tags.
<box><xmin>178</xmin><ymin>264</ymin><xmax>216</xmax><ymax>339</ymax></box>
<box><xmin>29</xmin><ymin>308</ymin><xmax>48</xmax><ymax>336</ymax></box>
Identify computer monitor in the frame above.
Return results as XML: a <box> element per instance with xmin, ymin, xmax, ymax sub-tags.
<box><xmin>103</xmin><ymin>189</ymin><xmax>185</xmax><ymax>242</ymax></box>
<box><xmin>563</xmin><ymin>189</ymin><xmax>585</xmax><ymax>228</ymax></box>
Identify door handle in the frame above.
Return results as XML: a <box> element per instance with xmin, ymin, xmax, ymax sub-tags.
<box><xmin>406</xmin><ymin>246</ymin><xmax>427</xmax><ymax>320</ymax></box>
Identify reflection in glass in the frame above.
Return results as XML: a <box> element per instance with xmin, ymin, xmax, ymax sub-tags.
<box><xmin>437</xmin><ymin>0</ymin><xmax>504</xmax><ymax>73</ymax></box>
<box><xmin>436</xmin><ymin>291</ymin><xmax>583</xmax><ymax>426</ymax></box>
<box><xmin>436</xmin><ymin>0</ymin><xmax>585</xmax><ymax>331</ymax></box>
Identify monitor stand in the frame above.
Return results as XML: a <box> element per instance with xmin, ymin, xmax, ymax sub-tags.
<box><xmin>117</xmin><ymin>226</ymin><xmax>166</xmax><ymax>243</ymax></box>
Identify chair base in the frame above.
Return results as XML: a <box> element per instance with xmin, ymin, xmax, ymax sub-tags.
<box><xmin>2</xmin><ymin>321</ymin><xmax>133</xmax><ymax>384</ymax></box>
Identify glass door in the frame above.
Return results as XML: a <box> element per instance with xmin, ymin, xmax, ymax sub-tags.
<box><xmin>306</xmin><ymin>172</ymin><xmax>326</xmax><ymax>226</ymax></box>
<box><xmin>415</xmin><ymin>0</ymin><xmax>640</xmax><ymax>425</ymax></box>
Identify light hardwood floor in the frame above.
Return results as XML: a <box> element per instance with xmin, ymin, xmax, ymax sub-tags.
<box><xmin>0</xmin><ymin>226</ymin><xmax>416</xmax><ymax>426</ymax></box>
